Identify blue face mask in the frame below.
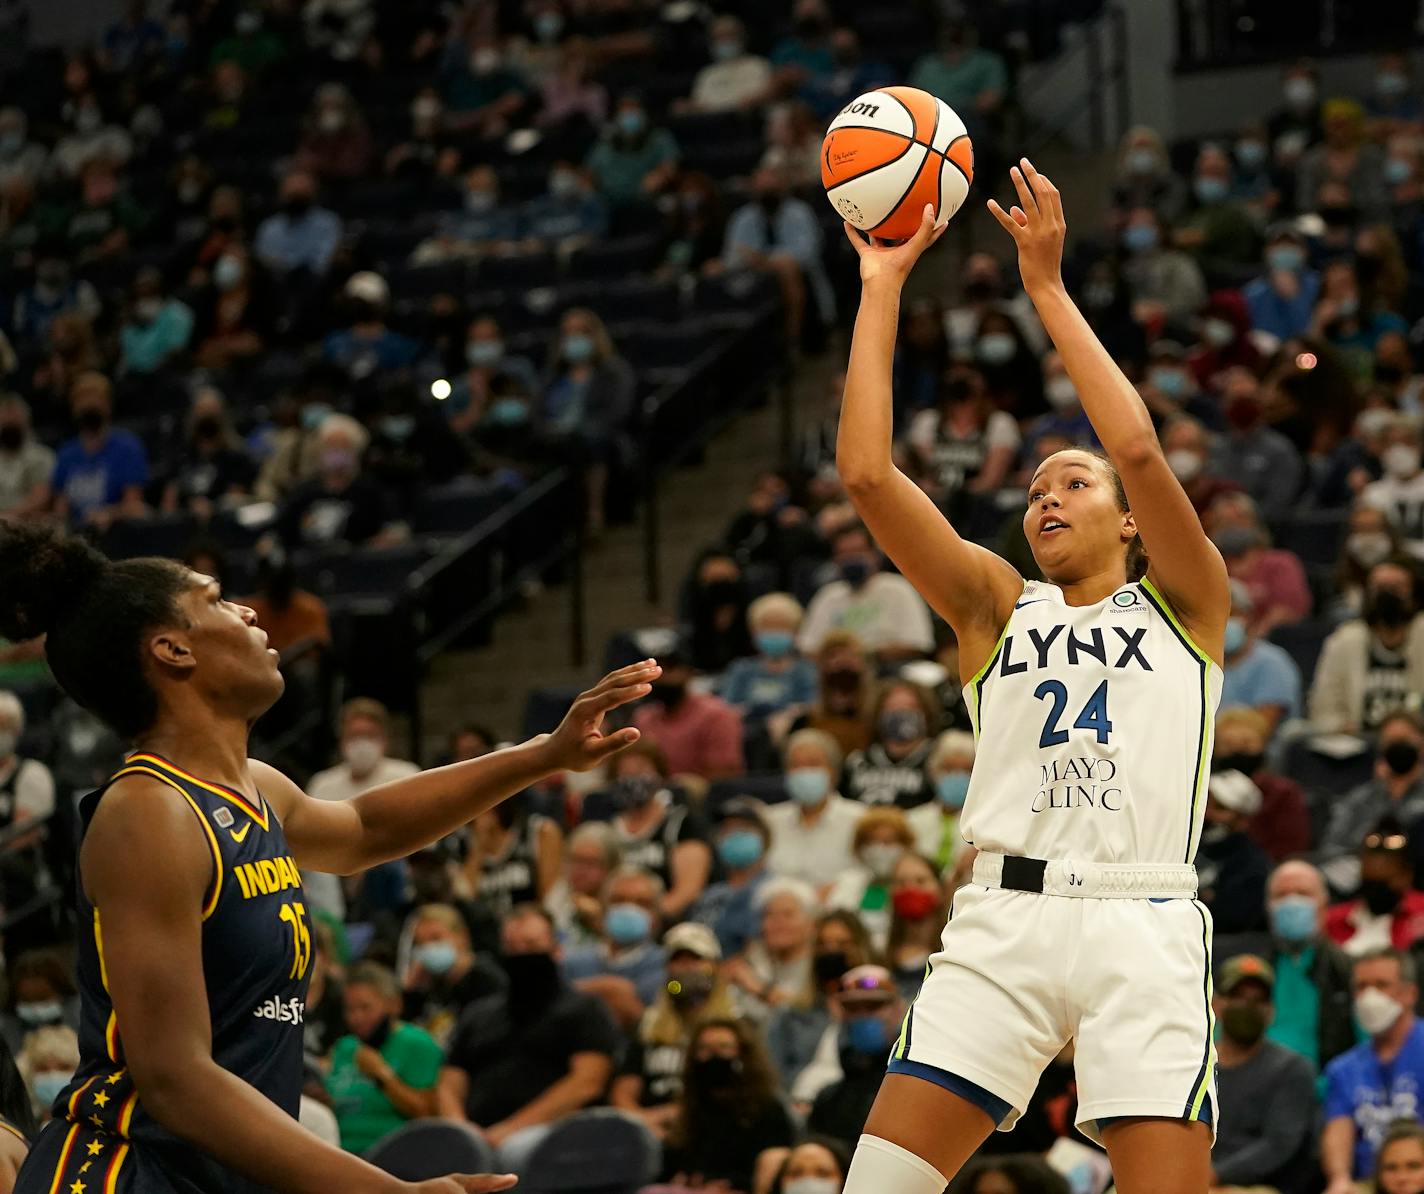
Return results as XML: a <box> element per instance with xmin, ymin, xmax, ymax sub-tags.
<box><xmin>562</xmin><ymin>333</ymin><xmax>595</xmax><ymax>363</ymax></box>
<box><xmin>413</xmin><ymin>940</ymin><xmax>458</xmax><ymax>975</ymax></box>
<box><xmin>1149</xmin><ymin>367</ymin><xmax>1186</xmax><ymax>398</ymax></box>
<box><xmin>380</xmin><ymin>415</ymin><xmax>415</xmax><ymax>441</ymax></box>
<box><xmin>617</xmin><ymin>109</ymin><xmax>647</xmax><ymax>137</ymax></box>
<box><xmin>301</xmin><ymin>402</ymin><xmax>331</xmax><ymax>431</ymax></box>
<box><xmin>467</xmin><ymin>340</ymin><xmax>503</xmax><ymax>367</ymax></box>
<box><xmin>844</xmin><ymin>1015</ymin><xmax>889</xmax><ymax>1054</ymax></box>
<box><xmin>1193</xmin><ymin>176</ymin><xmax>1229</xmax><ymax>205</ymax></box>
<box><xmin>976</xmin><ymin>333</ymin><xmax>1017</xmax><ymax>365</ymax></box>
<box><xmin>936</xmin><ymin>772</ymin><xmax>970</xmax><ymax>809</ymax></box>
<box><xmin>718</xmin><ymin>829</ymin><xmax>764</xmax><ymax>869</ymax></box>
<box><xmin>1270</xmin><ymin>895</ymin><xmax>1317</xmax><ymax>944</ymax></box>
<box><xmin>1122</xmin><ymin>224</ymin><xmax>1159</xmax><ymax>253</ymax></box>
<box><xmin>1235</xmin><ymin>140</ymin><xmax>1267</xmax><ymax>169</ymax></box>
<box><xmin>606</xmin><ymin>902</ymin><xmax>653</xmax><ymax>946</ymax></box>
<box><xmin>1266</xmin><ymin>245</ymin><xmax>1305</xmax><ymax>273</ymax></box>
<box><xmin>31</xmin><ymin>1071</ymin><xmax>71</xmax><ymax>1108</ymax></box>
<box><xmin>1224</xmin><ymin>617</ymin><xmax>1248</xmax><ymax>656</ymax></box>
<box><xmin>1387</xmin><ymin>157</ymin><xmax>1413</xmax><ymax>186</ymax></box>
<box><xmin>756</xmin><ymin>630</ymin><xmax>795</xmax><ymax>658</ymax></box>
<box><xmin>535</xmin><ymin>12</ymin><xmax>564</xmax><ymax>41</ymax></box>
<box><xmin>487</xmin><ymin>397</ymin><xmax>528</xmax><ymax>426</ymax></box>
<box><xmin>712</xmin><ymin>40</ymin><xmax>741</xmax><ymax>61</ymax></box>
<box><xmin>1126</xmin><ymin>147</ymin><xmax>1159</xmax><ymax>175</ymax></box>
<box><xmin>786</xmin><ymin>767</ymin><xmax>831</xmax><ymax>806</ymax></box>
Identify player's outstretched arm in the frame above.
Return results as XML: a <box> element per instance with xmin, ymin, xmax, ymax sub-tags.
<box><xmin>839</xmin><ymin>208</ymin><xmax>1023</xmax><ymax>674</ymax></box>
<box><xmin>82</xmin><ymin>778</ymin><xmax>514</xmax><ymax>1194</ymax></box>
<box><xmin>988</xmin><ymin>160</ymin><xmax>1230</xmax><ymax>660</ymax></box>
<box><xmin>267</xmin><ymin>661</ymin><xmax>659</xmax><ymax>875</ymax></box>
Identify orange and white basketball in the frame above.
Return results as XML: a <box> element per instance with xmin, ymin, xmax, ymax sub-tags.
<box><xmin>821</xmin><ymin>86</ymin><xmax>975</xmax><ymax>241</ymax></box>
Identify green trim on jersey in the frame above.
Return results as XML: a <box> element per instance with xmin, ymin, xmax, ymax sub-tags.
<box><xmin>966</xmin><ymin>601</ymin><xmax>1020</xmax><ymax>739</ymax></box>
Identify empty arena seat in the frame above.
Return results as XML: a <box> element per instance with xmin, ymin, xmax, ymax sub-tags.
<box><xmin>520</xmin><ymin>1110</ymin><xmax>659</xmax><ymax>1194</ymax></box>
<box><xmin>706</xmin><ymin>773</ymin><xmax>789</xmax><ymax>813</ymax></box>
<box><xmin>477</xmin><ymin>249</ymin><xmax>560</xmax><ymax>290</ymax></box>
<box><xmin>306</xmin><ymin>542</ymin><xmax>430</xmax><ymax>599</ymax></box>
<box><xmin>99</xmin><ymin>513</ymin><xmax>199</xmax><ymax>561</ymax></box>
<box><xmin>522</xmin><ymin>685</ymin><xmax>586</xmax><ymax>739</ymax></box>
<box><xmin>1266</xmin><ymin>619</ymin><xmax>1333</xmax><ymax>688</ymax></box>
<box><xmin>566</xmin><ymin>235</ymin><xmax>661</xmax><ymax>281</ymax></box>
<box><xmin>413</xmin><ymin>477</ymin><xmax>508</xmax><ymax>537</ymax></box>
<box><xmin>364</xmin><ymin>1119</ymin><xmax>496</xmax><ymax>1181</ymax></box>
<box><xmin>1271</xmin><ymin>509</ymin><xmax>1350</xmax><ymax>570</ymax></box>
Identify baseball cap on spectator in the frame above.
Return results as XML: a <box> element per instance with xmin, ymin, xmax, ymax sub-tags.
<box><xmin>1219</xmin><ymin>953</ymin><xmax>1275</xmax><ymax>995</ymax></box>
<box><xmin>837</xmin><ymin>964</ymin><xmax>898</xmax><ymax>1006</ymax></box>
<box><xmin>714</xmin><ymin>796</ymin><xmax>770</xmax><ymax>835</ymax></box>
<box><xmin>1208</xmin><ymin>769</ymin><xmax>1263</xmax><ymax>818</ymax></box>
<box><xmin>663</xmin><ymin>921</ymin><xmax>721</xmax><ymax>961</ymax></box>
<box><xmin>345</xmin><ymin>271</ymin><xmax>389</xmax><ymax>306</ymax></box>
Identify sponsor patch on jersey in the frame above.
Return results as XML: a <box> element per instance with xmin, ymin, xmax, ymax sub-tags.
<box><xmin>253</xmin><ymin>995</ymin><xmax>304</xmax><ymax>1025</ymax></box>
<box><xmin>1113</xmin><ymin>591</ymin><xmax>1137</xmax><ymax>607</ymax></box>
<box><xmin>213</xmin><ymin>806</ymin><xmax>235</xmax><ymax>829</ymax></box>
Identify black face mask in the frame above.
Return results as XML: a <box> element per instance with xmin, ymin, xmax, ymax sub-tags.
<box><xmin>649</xmin><ymin>680</ymin><xmax>686</xmax><ymax>709</ymax></box>
<box><xmin>1367</xmin><ymin>589</ymin><xmax>1415</xmax><ymax>629</ymax></box>
<box><xmin>1215</xmin><ymin>751</ymin><xmax>1264</xmax><ymax>776</ymax></box>
<box><xmin>1384</xmin><ymin>740</ymin><xmax>1421</xmax><ymax>776</ymax></box>
<box><xmin>1361</xmin><ymin>878</ymin><xmax>1403</xmax><ymax>917</ymax></box>
<box><xmin>76</xmin><ymin>408</ymin><xmax>106</xmax><ymax>435</ymax></box>
<box><xmin>691</xmin><ymin>1055</ymin><xmax>742</xmax><ymax>1090</ymax></box>
<box><xmin>813</xmin><ymin>949</ymin><xmax>850</xmax><ymax>987</ymax></box>
<box><xmin>823</xmin><ymin>666</ymin><xmax>862</xmax><ymax>693</ymax></box>
<box><xmin>0</xmin><ymin>425</ymin><xmax>22</xmax><ymax>452</ymax></box>
<box><xmin>501</xmin><ymin>951</ymin><xmax>562</xmax><ymax>1009</ymax></box>
<box><xmin>668</xmin><ymin>971</ymin><xmax>715</xmax><ymax>1003</ymax></box>
<box><xmin>700</xmin><ymin>579</ymin><xmax>743</xmax><ymax>607</ymax></box>
<box><xmin>795</xmin><ymin>16</ymin><xmax>827</xmax><ymax>37</ymax></box>
<box><xmin>964</xmin><ymin>279</ymin><xmax>997</xmax><ymax>302</ymax></box>
<box><xmin>211</xmin><ymin>215</ymin><xmax>239</xmax><ymax>234</ymax></box>
<box><xmin>360</xmin><ymin>1015</ymin><xmax>393</xmax><ymax>1049</ymax></box>
<box><xmin>193</xmin><ymin>416</ymin><xmax>222</xmax><ymax>442</ymax></box>
<box><xmin>283</xmin><ymin>196</ymin><xmax>313</xmax><ymax>218</ymax></box>
<box><xmin>610</xmin><ymin>774</ymin><xmax>660</xmax><ymax>811</ymax></box>
<box><xmin>1220</xmin><ymin>1003</ymin><xmax>1268</xmax><ymax>1047</ymax></box>
<box><xmin>1321</xmin><ymin>205</ymin><xmax>1358</xmax><ymax>229</ymax></box>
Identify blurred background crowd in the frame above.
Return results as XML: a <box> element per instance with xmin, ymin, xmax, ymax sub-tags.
<box><xmin>7</xmin><ymin>0</ymin><xmax>1424</xmax><ymax>1193</ymax></box>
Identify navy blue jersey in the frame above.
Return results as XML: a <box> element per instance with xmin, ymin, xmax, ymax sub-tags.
<box><xmin>17</xmin><ymin>752</ymin><xmax>312</xmax><ymax>1194</ymax></box>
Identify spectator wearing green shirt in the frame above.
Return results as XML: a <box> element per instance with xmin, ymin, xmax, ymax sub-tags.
<box><xmin>585</xmin><ymin>96</ymin><xmax>679</xmax><ymax>208</ymax></box>
<box><xmin>324</xmin><ymin>962</ymin><xmax>443</xmax><ymax>1154</ymax></box>
<box><xmin>1174</xmin><ymin>144</ymin><xmax>1262</xmax><ymax>273</ymax></box>
<box><xmin>907</xmin><ymin>22</ymin><xmax>1007</xmax><ymax>127</ymax></box>
<box><xmin>209</xmin><ymin>7</ymin><xmax>289</xmax><ymax>79</ymax></box>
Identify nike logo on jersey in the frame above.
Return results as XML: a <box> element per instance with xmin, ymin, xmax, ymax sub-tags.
<box><xmin>229</xmin><ymin>822</ymin><xmax>252</xmax><ymax>844</ymax></box>
<box><xmin>1014</xmin><ymin>599</ymin><xmax>1047</xmax><ymax>608</ymax></box>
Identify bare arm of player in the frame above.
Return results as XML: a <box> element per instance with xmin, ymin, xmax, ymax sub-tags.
<box><xmin>837</xmin><ymin>207</ymin><xmax>1025</xmax><ymax>679</ymax></box>
<box><xmin>82</xmin><ymin>779</ymin><xmax>513</xmax><ymax>1194</ymax></box>
<box><xmin>265</xmin><ymin>661</ymin><xmax>660</xmax><ymax>876</ymax></box>
<box><xmin>989</xmin><ymin>160</ymin><xmax>1230</xmax><ymax>661</ymax></box>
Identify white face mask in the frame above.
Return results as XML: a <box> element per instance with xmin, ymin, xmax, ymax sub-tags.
<box><xmin>861</xmin><ymin>842</ymin><xmax>904</xmax><ymax>878</ymax></box>
<box><xmin>783</xmin><ymin>1179</ymin><xmax>840</xmax><ymax>1194</ymax></box>
<box><xmin>1355</xmin><ymin>986</ymin><xmax>1405</xmax><ymax>1036</ymax></box>
<box><xmin>1044</xmin><ymin>375</ymin><xmax>1078</xmax><ymax>410</ymax></box>
<box><xmin>1383</xmin><ymin>444</ymin><xmax>1422</xmax><ymax>480</ymax></box>
<box><xmin>1166</xmin><ymin>448</ymin><xmax>1203</xmax><ymax>483</ymax></box>
<box><xmin>342</xmin><ymin>737</ymin><xmax>383</xmax><ymax>775</ymax></box>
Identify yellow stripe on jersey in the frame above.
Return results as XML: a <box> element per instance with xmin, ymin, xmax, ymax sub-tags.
<box><xmin>966</xmin><ymin>595</ymin><xmax>1021</xmax><ymax>739</ymax></box>
<box><xmin>93</xmin><ymin>912</ymin><xmax>119</xmax><ymax>1063</ymax></box>
<box><xmin>122</xmin><ymin>753</ymin><xmax>269</xmax><ymax>831</ymax></box>
<box><xmin>111</xmin><ymin>765</ymin><xmax>224</xmax><ymax>919</ymax></box>
<box><xmin>1138</xmin><ymin>578</ymin><xmax>1213</xmax><ymax>664</ymax></box>
<box><xmin>116</xmin><ymin>1091</ymin><xmax>137</xmax><ymax>1138</ymax></box>
<box><xmin>45</xmin><ymin>1123</ymin><xmax>79</xmax><ymax>1194</ymax></box>
<box><xmin>101</xmin><ymin>1141</ymin><xmax>130</xmax><ymax>1193</ymax></box>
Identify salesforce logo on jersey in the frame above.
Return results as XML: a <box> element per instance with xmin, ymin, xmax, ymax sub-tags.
<box><xmin>253</xmin><ymin>996</ymin><xmax>305</xmax><ymax>1025</ymax></box>
<box><xmin>1031</xmin><ymin>756</ymin><xmax>1123</xmax><ymax>813</ymax></box>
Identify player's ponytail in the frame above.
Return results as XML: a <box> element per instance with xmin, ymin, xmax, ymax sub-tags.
<box><xmin>0</xmin><ymin>522</ymin><xmax>192</xmax><ymax>739</ymax></box>
<box><xmin>1085</xmin><ymin>449</ymin><xmax>1150</xmax><ymax>582</ymax></box>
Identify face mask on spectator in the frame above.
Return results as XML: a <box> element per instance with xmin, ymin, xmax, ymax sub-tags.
<box><xmin>213</xmin><ymin>254</ymin><xmax>244</xmax><ymax>292</ymax></box>
<box><xmin>605</xmin><ymin>903</ymin><xmax>653</xmax><ymax>945</ymax></box>
<box><xmin>936</xmin><ymin>772</ymin><xmax>970</xmax><ymax>808</ymax></box>
<box><xmin>861</xmin><ymin>842</ymin><xmax>904</xmax><ymax>878</ymax></box>
<box><xmin>1125</xmin><ymin>147</ymin><xmax>1158</xmax><ymax>175</ymax></box>
<box><xmin>813</xmin><ymin>950</ymin><xmax>849</xmax><ymax>986</ymax></box>
<box><xmin>617</xmin><ymin>109</ymin><xmax>647</xmax><ymax>138</ymax></box>
<box><xmin>550</xmin><ymin>170</ymin><xmax>581</xmax><ymax>198</ymax></box>
<box><xmin>823</xmin><ymin>666</ymin><xmax>862</xmax><ymax>692</ymax></box>
<box><xmin>1045</xmin><ymin>376</ymin><xmax>1078</xmax><ymax>410</ymax></box>
<box><xmin>76</xmin><ymin>407</ymin><xmax>107</xmax><ymax>436</ymax></box>
<box><xmin>717</xmin><ymin>829</ymin><xmax>764</xmax><ymax>869</ymax></box>
<box><xmin>1386</xmin><ymin>157</ymin><xmax>1413</xmax><ymax>186</ymax></box>
<box><xmin>1224</xmin><ymin>618</ymin><xmax>1247</xmax><ymax>656</ymax></box>
<box><xmin>1149</xmin><ymin>367</ymin><xmax>1187</xmax><ymax>398</ymax></box>
<box><xmin>784</xmin><ymin>1180</ymin><xmax>840</xmax><ymax>1194</ymax></box>
<box><xmin>74</xmin><ymin>105</ymin><xmax>102</xmax><ymax>134</ymax></box>
<box><xmin>1384</xmin><ymin>740</ymin><xmax>1421</xmax><ymax>776</ymax></box>
<box><xmin>134</xmin><ymin>297</ymin><xmax>162</xmax><ymax>324</ymax></box>
<box><xmin>318</xmin><ymin>108</ymin><xmax>346</xmax><ymax>133</ymax></box>
<box><xmin>342</xmin><ymin>736</ymin><xmax>382</xmax><ymax>773</ymax></box>
<box><xmin>283</xmin><ymin>194</ymin><xmax>313</xmax><ymax>218</ymax></box>
<box><xmin>500</xmin><ymin>951</ymin><xmax>561</xmax><ymax>1005</ymax></box>
<box><xmin>300</xmin><ymin>402</ymin><xmax>331</xmax><ymax>432</ymax></box>
<box><xmin>1083</xmin><ymin>282</ymin><xmax>1115</xmax><ymax>309</ymax></box>
<box><xmin>1355</xmin><ymin>985</ymin><xmax>1404</xmax><ymax>1035</ymax></box>
<box><xmin>843</xmin><ymin>1015</ymin><xmax>889</xmax><ymax>1054</ymax></box>
<box><xmin>1379</xmin><ymin>72</ymin><xmax>1409</xmax><ymax>98</ymax></box>
<box><xmin>1235</xmin><ymin>140</ymin><xmax>1266</xmax><ymax>169</ymax></box>
<box><xmin>412</xmin><ymin>96</ymin><xmax>441</xmax><ymax>124</ymax></box>
<box><xmin>712</xmin><ymin>39</ymin><xmax>741</xmax><ymax>61</ymax></box>
<box><xmin>471</xmin><ymin>48</ymin><xmax>502</xmax><ymax>74</ymax></box>
<box><xmin>880</xmin><ymin>708</ymin><xmax>925</xmax><ymax>743</ymax></box>
<box><xmin>610</xmin><ymin>774</ymin><xmax>660</xmax><ymax>811</ymax></box>
<box><xmin>1224</xmin><ymin>393</ymin><xmax>1262</xmax><ymax>431</ymax></box>
<box><xmin>467</xmin><ymin>340</ymin><xmax>504</xmax><ymax>368</ymax></box>
<box><xmin>535</xmin><ymin>12</ymin><xmax>564</xmax><ymax>42</ymax></box>
<box><xmin>31</xmin><ymin>1070</ymin><xmax>71</xmax><ymax>1107</ymax></box>
<box><xmin>692</xmin><ymin>1055</ymin><xmax>741</xmax><ymax>1088</ymax></box>
<box><xmin>1361</xmin><ymin>879</ymin><xmax>1403</xmax><ymax>917</ymax></box>
<box><xmin>786</xmin><ymin>767</ymin><xmax>830</xmax><ymax>806</ymax></box>
<box><xmin>669</xmin><ymin>970</ymin><xmax>715</xmax><ymax>1002</ymax></box>
<box><xmin>413</xmin><ymin>940</ymin><xmax>458</xmax><ymax>975</ymax></box>
<box><xmin>1269</xmin><ymin>895</ymin><xmax>1317</xmax><ymax>943</ymax></box>
<box><xmin>1367</xmin><ymin>588</ymin><xmax>1414</xmax><ymax>628</ymax></box>
<box><xmin>1383</xmin><ymin>444</ymin><xmax>1421</xmax><ymax>479</ymax></box>
<box><xmin>487</xmin><ymin>398</ymin><xmax>528</xmax><ymax>426</ymax></box>
<box><xmin>0</xmin><ymin>426</ymin><xmax>22</xmax><ymax>454</ymax></box>
<box><xmin>1193</xmin><ymin>176</ymin><xmax>1229</xmax><ymax>205</ymax></box>
<box><xmin>976</xmin><ymin>333</ymin><xmax>1016</xmax><ymax>365</ymax></box>
<box><xmin>648</xmin><ymin>680</ymin><xmax>685</xmax><ymax>709</ymax></box>
<box><xmin>839</xmin><ymin>557</ymin><xmax>872</xmax><ymax>587</ymax></box>
<box><xmin>1202</xmin><ymin>318</ymin><xmax>1235</xmax><ymax>348</ymax></box>
<box><xmin>1121</xmin><ymin>224</ymin><xmax>1158</xmax><ymax>254</ymax></box>
<box><xmin>465</xmin><ymin>189</ymin><xmax>497</xmax><ymax>213</ymax></box>
<box><xmin>562</xmin><ymin>333</ymin><xmax>595</xmax><ymax>363</ymax></box>
<box><xmin>1220</xmin><ymin>1002</ymin><xmax>1268</xmax><ymax>1047</ymax></box>
<box><xmin>0</xmin><ymin>132</ymin><xmax>20</xmax><ymax>156</ymax></box>
<box><xmin>1166</xmin><ymin>449</ymin><xmax>1203</xmax><ymax>483</ymax></box>
<box><xmin>1283</xmin><ymin>77</ymin><xmax>1316</xmax><ymax>109</ymax></box>
<box><xmin>1266</xmin><ymin>245</ymin><xmax>1305</xmax><ymax>273</ymax></box>
<box><xmin>380</xmin><ymin>415</ymin><xmax>415</xmax><ymax>441</ymax></box>
<box><xmin>1347</xmin><ymin>532</ymin><xmax>1393</xmax><ymax>568</ymax></box>
<box><xmin>1211</xmin><ymin>526</ymin><xmax>1258</xmax><ymax>558</ymax></box>
<box><xmin>892</xmin><ymin>887</ymin><xmax>938</xmax><ymax>920</ymax></box>
<box><xmin>16</xmin><ymin>1000</ymin><xmax>63</xmax><ymax>1026</ymax></box>
<box><xmin>756</xmin><ymin>630</ymin><xmax>794</xmax><ymax>657</ymax></box>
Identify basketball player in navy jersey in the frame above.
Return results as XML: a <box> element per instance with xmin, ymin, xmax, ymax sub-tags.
<box><xmin>0</xmin><ymin>522</ymin><xmax>660</xmax><ymax>1194</ymax></box>
<box><xmin>834</xmin><ymin>163</ymin><xmax>1231</xmax><ymax>1194</ymax></box>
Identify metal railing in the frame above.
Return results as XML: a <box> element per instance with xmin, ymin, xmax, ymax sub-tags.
<box><xmin>1023</xmin><ymin>3</ymin><xmax>1130</xmax><ymax>154</ymax></box>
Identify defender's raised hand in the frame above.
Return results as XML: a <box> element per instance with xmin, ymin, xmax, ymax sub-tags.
<box><xmin>987</xmin><ymin>158</ymin><xmax>1067</xmax><ymax>297</ymax></box>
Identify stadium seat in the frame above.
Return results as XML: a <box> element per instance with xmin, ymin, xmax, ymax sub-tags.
<box><xmin>565</xmin><ymin>236</ymin><xmax>662</xmax><ymax>281</ymax></box>
<box><xmin>477</xmin><ymin>250</ymin><xmax>561</xmax><ymax>290</ymax></box>
<box><xmin>364</xmin><ymin>1119</ymin><xmax>496</xmax><ymax>1181</ymax></box>
<box><xmin>99</xmin><ymin>513</ymin><xmax>199</xmax><ymax>562</ymax></box>
<box><xmin>1266</xmin><ymin>619</ymin><xmax>1333</xmax><ymax>689</ymax></box>
<box><xmin>1272</xmin><ymin>509</ymin><xmax>1349</xmax><ymax>570</ymax></box>
<box><xmin>521</xmin><ymin>686</ymin><xmax>586</xmax><ymax>739</ymax></box>
<box><xmin>706</xmin><ymin>773</ymin><xmax>789</xmax><ymax>813</ymax></box>
<box><xmin>413</xmin><ymin>477</ymin><xmax>508</xmax><ymax>537</ymax></box>
<box><xmin>304</xmin><ymin>542</ymin><xmax>431</xmax><ymax>599</ymax></box>
<box><xmin>519</xmin><ymin>1110</ymin><xmax>660</xmax><ymax>1194</ymax></box>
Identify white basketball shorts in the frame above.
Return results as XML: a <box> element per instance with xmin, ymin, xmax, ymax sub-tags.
<box><xmin>885</xmin><ymin>865</ymin><xmax>1216</xmax><ymax>1145</ymax></box>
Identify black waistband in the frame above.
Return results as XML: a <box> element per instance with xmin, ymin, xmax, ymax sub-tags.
<box><xmin>999</xmin><ymin>855</ymin><xmax>1048</xmax><ymax>893</ymax></box>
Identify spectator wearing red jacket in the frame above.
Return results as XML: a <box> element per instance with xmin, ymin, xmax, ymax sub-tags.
<box><xmin>1326</xmin><ymin>822</ymin><xmax>1424</xmax><ymax>954</ymax></box>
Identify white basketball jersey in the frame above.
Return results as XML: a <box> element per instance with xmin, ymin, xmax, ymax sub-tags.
<box><xmin>959</xmin><ymin>577</ymin><xmax>1223</xmax><ymax>866</ymax></box>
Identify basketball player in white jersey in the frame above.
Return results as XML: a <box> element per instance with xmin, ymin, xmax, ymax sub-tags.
<box><xmin>835</xmin><ymin>161</ymin><xmax>1231</xmax><ymax>1194</ymax></box>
